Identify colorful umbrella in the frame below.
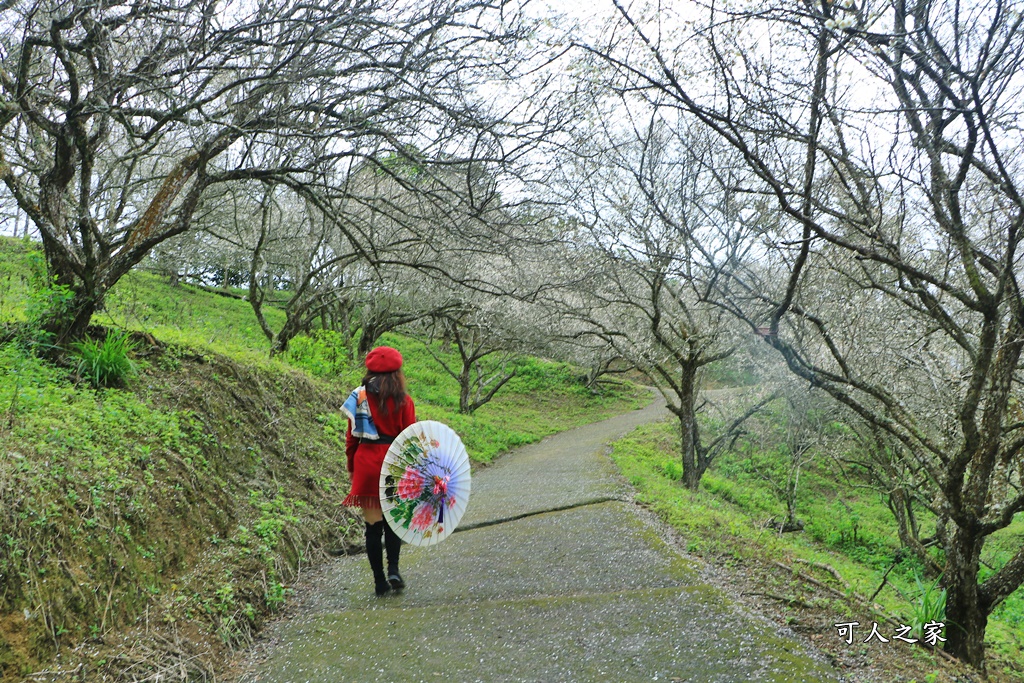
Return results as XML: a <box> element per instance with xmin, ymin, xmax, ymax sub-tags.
<box><xmin>379</xmin><ymin>420</ymin><xmax>471</xmax><ymax>546</ymax></box>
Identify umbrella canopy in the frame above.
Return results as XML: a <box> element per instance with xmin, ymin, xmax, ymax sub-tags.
<box><xmin>379</xmin><ymin>420</ymin><xmax>471</xmax><ymax>546</ymax></box>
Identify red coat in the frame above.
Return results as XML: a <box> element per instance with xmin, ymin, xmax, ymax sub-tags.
<box><xmin>342</xmin><ymin>392</ymin><xmax>416</xmax><ymax>509</ymax></box>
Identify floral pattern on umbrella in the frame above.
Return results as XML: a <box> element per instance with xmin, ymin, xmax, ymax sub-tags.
<box><xmin>380</xmin><ymin>421</ymin><xmax>471</xmax><ymax>546</ymax></box>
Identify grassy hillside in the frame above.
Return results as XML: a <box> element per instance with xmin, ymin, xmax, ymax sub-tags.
<box><xmin>610</xmin><ymin>420</ymin><xmax>1024</xmax><ymax>682</ymax></box>
<box><xmin>0</xmin><ymin>237</ymin><xmax>646</xmax><ymax>680</ymax></box>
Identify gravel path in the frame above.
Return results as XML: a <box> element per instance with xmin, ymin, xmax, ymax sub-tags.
<box><xmin>238</xmin><ymin>394</ymin><xmax>840</xmax><ymax>682</ymax></box>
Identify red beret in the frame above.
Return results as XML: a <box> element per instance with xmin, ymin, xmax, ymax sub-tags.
<box><xmin>365</xmin><ymin>346</ymin><xmax>403</xmax><ymax>373</ymax></box>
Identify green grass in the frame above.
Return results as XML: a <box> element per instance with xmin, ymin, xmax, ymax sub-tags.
<box><xmin>101</xmin><ymin>270</ymin><xmax>287</xmax><ymax>358</ymax></box>
<box><xmin>0</xmin><ymin>236</ymin><xmax>283</xmax><ymax>358</ymax></box>
<box><xmin>0</xmin><ymin>236</ymin><xmax>44</xmax><ymax>323</ymax></box>
<box><xmin>611</xmin><ymin>422</ymin><xmax>793</xmax><ymax>559</ymax></box>
<box><xmin>0</xmin><ymin>343</ymin><xmax>225</xmax><ymax>669</ymax></box>
<box><xmin>610</xmin><ymin>419</ymin><xmax>1024</xmax><ymax>678</ymax></box>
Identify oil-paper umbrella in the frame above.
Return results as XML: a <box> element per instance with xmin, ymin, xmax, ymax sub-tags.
<box><xmin>379</xmin><ymin>420</ymin><xmax>471</xmax><ymax>546</ymax></box>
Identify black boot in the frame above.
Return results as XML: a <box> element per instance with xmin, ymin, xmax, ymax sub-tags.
<box><xmin>365</xmin><ymin>521</ymin><xmax>389</xmax><ymax>596</ymax></box>
<box><xmin>383</xmin><ymin>523</ymin><xmax>405</xmax><ymax>591</ymax></box>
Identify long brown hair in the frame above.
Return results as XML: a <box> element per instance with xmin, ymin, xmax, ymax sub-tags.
<box><xmin>362</xmin><ymin>369</ymin><xmax>407</xmax><ymax>415</ymax></box>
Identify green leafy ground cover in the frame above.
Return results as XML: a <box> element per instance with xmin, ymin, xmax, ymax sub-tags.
<box><xmin>0</xmin><ymin>237</ymin><xmax>645</xmax><ymax>680</ymax></box>
<box><xmin>611</xmin><ymin>420</ymin><xmax>1024</xmax><ymax>681</ymax></box>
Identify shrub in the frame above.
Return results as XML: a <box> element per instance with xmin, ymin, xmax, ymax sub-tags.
<box><xmin>285</xmin><ymin>329</ymin><xmax>352</xmax><ymax>378</ymax></box>
<box><xmin>73</xmin><ymin>329</ymin><xmax>137</xmax><ymax>387</ymax></box>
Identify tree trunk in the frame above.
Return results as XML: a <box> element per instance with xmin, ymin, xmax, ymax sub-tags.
<box><xmin>943</xmin><ymin>525</ymin><xmax>988</xmax><ymax>671</ymax></box>
<box><xmin>37</xmin><ymin>236</ymin><xmax>105</xmax><ymax>346</ymax></box>
<box><xmin>459</xmin><ymin>367</ymin><xmax>472</xmax><ymax>414</ymax></box>
<box><xmin>887</xmin><ymin>487</ymin><xmax>943</xmax><ymax>577</ymax></box>
<box><xmin>681</xmin><ymin>417</ymin><xmax>701</xmax><ymax>490</ymax></box>
<box><xmin>41</xmin><ymin>288</ymin><xmax>102</xmax><ymax>347</ymax></box>
<box><xmin>268</xmin><ymin>309</ymin><xmax>307</xmax><ymax>356</ymax></box>
<box><xmin>357</xmin><ymin>323</ymin><xmax>380</xmax><ymax>358</ymax></box>
<box><xmin>269</xmin><ymin>316</ymin><xmax>305</xmax><ymax>356</ymax></box>
<box><xmin>679</xmin><ymin>366</ymin><xmax>701</xmax><ymax>490</ymax></box>
<box><xmin>785</xmin><ymin>491</ymin><xmax>798</xmax><ymax>528</ymax></box>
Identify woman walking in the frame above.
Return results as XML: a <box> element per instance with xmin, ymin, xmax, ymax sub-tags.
<box><xmin>341</xmin><ymin>346</ymin><xmax>416</xmax><ymax>596</ymax></box>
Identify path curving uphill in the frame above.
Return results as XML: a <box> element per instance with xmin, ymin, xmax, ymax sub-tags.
<box><xmin>239</xmin><ymin>393</ymin><xmax>840</xmax><ymax>682</ymax></box>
